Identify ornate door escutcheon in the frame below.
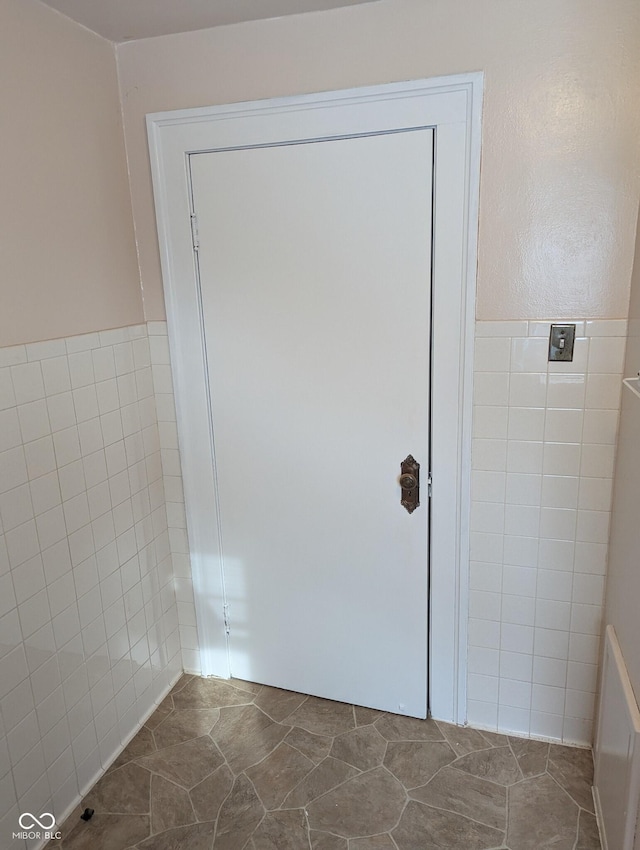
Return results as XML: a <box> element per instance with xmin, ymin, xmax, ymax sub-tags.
<box><xmin>400</xmin><ymin>455</ymin><xmax>420</xmax><ymax>513</ymax></box>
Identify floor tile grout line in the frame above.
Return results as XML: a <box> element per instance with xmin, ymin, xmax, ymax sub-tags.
<box><xmin>390</xmin><ymin>831</ymin><xmax>402</xmax><ymax>850</ymax></box>
<box><xmin>443</xmin><ymin>754</ymin><xmax>519</xmax><ymax>788</ymax></box>
<box><xmin>505</xmin><ymin>736</ymin><xmax>525</xmax><ymax>783</ymax></box>
<box><xmin>546</xmin><ymin>767</ymin><xmax>595</xmax><ymax>813</ymax></box>
<box><xmin>385</xmin><ymin>792</ymin><xmax>410</xmax><ymax>836</ymax></box>
<box><xmin>125</xmin><ymin>741</ymin><xmax>232</xmax><ymax>803</ymax></box>
<box><xmin>240</xmin><ymin>783</ymin><xmax>266</xmax><ymax>850</ymax></box>
<box><xmin>237</xmin><ymin>729</ymin><xmax>299</xmax><ymax>780</ymax></box>
<box><xmin>53</xmin><ymin>678</ymin><xmax>601</xmax><ymax>850</ymax></box>
<box><xmin>282</xmin><ymin>736</ymin><xmax>330</xmax><ymax>767</ymax></box>
<box><xmin>379</xmin><ymin>760</ymin><xmax>412</xmax><ymax>803</ymax></box>
<box><xmin>545</xmin><ymin>740</ymin><xmax>551</xmax><ymax>774</ymax></box>
<box><xmin>298</xmin><ymin>760</ymin><xmax>393</xmax><ymax>811</ymax></box>
<box><xmin>147</xmin><ymin>756</ymin><xmax>152</xmax><ymax>837</ymax></box>
<box><xmin>405</xmin><ymin>796</ymin><xmax>507</xmax><ymax>836</ymax></box>
<box><xmin>508</xmin><ymin>769</ymin><xmax>549</xmax><ymax>786</ymax></box>
<box><xmin>572</xmin><ymin>809</ymin><xmax>580</xmax><ymax>850</ymax></box>
<box><xmin>348</xmin><ymin>828</ymin><xmax>399</xmax><ymax>841</ymax></box>
<box><xmin>209</xmin><ymin>766</ymin><xmax>233</xmax><ymax>845</ymax></box>
<box><xmin>258</xmin><ymin>703</ymin><xmax>305</xmax><ymax>725</ymax></box>
<box><xmin>303</xmin><ymin>806</ymin><xmax>313</xmax><ymax>850</ymax></box>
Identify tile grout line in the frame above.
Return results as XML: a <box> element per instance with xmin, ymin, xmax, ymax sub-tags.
<box><xmin>50</xmin><ymin>677</ymin><xmax>601</xmax><ymax>850</ymax></box>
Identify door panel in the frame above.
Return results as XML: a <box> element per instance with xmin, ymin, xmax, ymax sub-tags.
<box><xmin>191</xmin><ymin>128</ymin><xmax>432</xmax><ymax>716</ymax></box>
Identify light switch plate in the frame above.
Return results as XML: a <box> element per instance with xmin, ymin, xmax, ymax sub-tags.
<box><xmin>548</xmin><ymin>324</ymin><xmax>576</xmax><ymax>361</ymax></box>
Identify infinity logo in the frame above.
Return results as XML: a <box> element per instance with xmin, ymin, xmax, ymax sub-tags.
<box><xmin>18</xmin><ymin>812</ymin><xmax>56</xmax><ymax>830</ymax></box>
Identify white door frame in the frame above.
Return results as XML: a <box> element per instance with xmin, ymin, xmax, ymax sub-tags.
<box><xmin>147</xmin><ymin>72</ymin><xmax>482</xmax><ymax>725</ymax></box>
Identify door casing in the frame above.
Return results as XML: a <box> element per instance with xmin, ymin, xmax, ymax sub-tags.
<box><xmin>147</xmin><ymin>73</ymin><xmax>483</xmax><ymax>724</ymax></box>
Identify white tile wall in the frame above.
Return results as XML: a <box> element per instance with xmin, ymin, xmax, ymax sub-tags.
<box><xmin>469</xmin><ymin>318</ymin><xmax>626</xmax><ymax>745</ymax></box>
<box><xmin>127</xmin><ymin>317</ymin><xmax>623</xmax><ymax>747</ymax></box>
<box><xmin>0</xmin><ymin>326</ymin><xmax>181</xmax><ymax>849</ymax></box>
<box><xmin>148</xmin><ymin>322</ymin><xmax>200</xmax><ymax>675</ymax></box>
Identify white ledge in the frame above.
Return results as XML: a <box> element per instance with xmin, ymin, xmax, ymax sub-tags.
<box><xmin>622</xmin><ymin>377</ymin><xmax>640</xmax><ymax>400</ymax></box>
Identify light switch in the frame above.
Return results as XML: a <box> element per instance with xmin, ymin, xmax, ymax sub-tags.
<box><xmin>548</xmin><ymin>324</ymin><xmax>576</xmax><ymax>361</ymax></box>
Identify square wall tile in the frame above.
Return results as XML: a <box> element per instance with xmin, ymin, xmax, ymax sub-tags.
<box><xmin>474</xmin><ymin>337</ymin><xmax>511</xmax><ymax>371</ymax></box>
<box><xmin>574</xmin><ymin>510</ymin><xmax>609</xmax><ymax>548</ymax></box>
<box><xmin>500</xmin><ymin>651</ymin><xmax>533</xmax><ymax>683</ymax></box>
<box><xmin>469</xmin><ymin>590</ymin><xmax>502</xmax><ymax>622</ymax></box>
<box><xmin>585</xmin><ymin>373</ymin><xmax>622</xmax><ymax>410</ymax></box>
<box><xmin>467</xmin><ymin>699</ymin><xmax>498</xmax><ymax>730</ymax></box>
<box><xmin>500</xmin><ymin>623</ymin><xmax>534</xmax><ymax>655</ymax></box>
<box><xmin>505</xmin><ymin>473</ymin><xmax>542</xmax><ymax>507</ymax></box>
<box><xmin>510</xmin><ymin>337</ymin><xmax>548</xmax><ymax>372</ymax></box>
<box><xmin>47</xmin><ymin>392</ymin><xmax>76</xmax><ymax>433</ymax></box>
<box><xmin>468</xmin><ymin>673</ymin><xmax>499</xmax><ymax>703</ymax></box>
<box><xmin>544</xmin><ymin>409</ymin><xmax>584</xmax><ymax>444</ymax></box>
<box><xmin>498</xmin><ymin>705</ymin><xmax>530</xmax><ymax>735</ymax></box>
<box><xmin>546</xmin><ymin>374</ymin><xmax>585</xmax><ymax>409</ymax></box>
<box><xmin>509</xmin><ymin>373</ymin><xmax>547</xmax><ymax>408</ymax></box>
<box><xmin>0</xmin><ymin>448</ymin><xmax>28</xmax><ymax>495</ymax></box>
<box><xmin>533</xmin><ymin>656</ymin><xmax>567</xmax><ymax>688</ymax></box>
<box><xmin>507</xmin><ymin>407</ymin><xmax>545</xmax><ymax>441</ymax></box>
<box><xmin>539</xmin><ymin>507</ymin><xmax>577</xmax><ymax>541</ymax></box>
<box><xmin>471</xmin><ymin>470</ymin><xmax>506</xmax><ymax>503</ymax></box>
<box><xmin>504</xmin><ymin>504</ymin><xmax>540</xmax><ymax>538</ymax></box>
<box><xmin>536</xmin><ymin>569</ymin><xmax>572</xmax><ymax>602</ymax></box>
<box><xmin>0</xmin><ymin>410</ymin><xmax>22</xmax><ymax>454</ymax></box>
<box><xmin>502</xmin><ymin>565</ymin><xmax>536</xmax><ymax>598</ymax></box>
<box><xmin>543</xmin><ymin>442</ymin><xmax>581</xmax><ymax>477</ymax></box>
<box><xmin>470</xmin><ymin>501</ymin><xmax>505</xmax><ymax>534</ymax></box>
<box><xmin>578</xmin><ymin>477</ymin><xmax>613</xmax><ymax>512</ymax></box>
<box><xmin>0</xmin><ymin>485</ymin><xmax>35</xmax><ymax>532</ymax></box>
<box><xmin>499</xmin><ymin>678</ymin><xmax>531</xmax><ymax>709</ymax></box>
<box><xmin>541</xmin><ymin>476</ymin><xmax>579</xmax><ymax>510</ymax></box>
<box><xmin>503</xmin><ymin>535</ymin><xmax>538</xmax><ymax>567</ymax></box>
<box><xmin>11</xmin><ymin>363</ymin><xmax>45</xmax><ymax>405</ymax></box>
<box><xmin>469</xmin><ymin>561</ymin><xmax>502</xmax><ymax>594</ymax></box>
<box><xmin>569</xmin><ymin>632</ymin><xmax>600</xmax><ymax>665</ymax></box>
<box><xmin>506</xmin><ymin>441</ymin><xmax>543</xmax><ymax>474</ymax></box>
<box><xmin>471</xmin><ymin>319</ymin><xmax>623</xmax><ymax>742</ymax></box>
<box><xmin>502</xmin><ymin>594</ymin><xmax>535</xmax><ymax>626</ymax></box>
<box><xmin>535</xmin><ymin>599</ymin><xmax>571</xmax><ymax>631</ymax></box>
<box><xmin>473</xmin><ymin>373</ymin><xmax>510</xmax><ymax>407</ymax></box>
<box><xmin>574</xmin><ymin>542</ymin><xmax>607</xmax><ymax>575</ymax></box>
<box><xmin>532</xmin><ymin>683</ymin><xmax>565</xmax><ymax>715</ymax></box>
<box><xmin>468</xmin><ymin>618</ymin><xmax>501</xmax><ymax>650</ymax></box>
<box><xmin>473</xmin><ymin>406</ymin><xmax>509</xmax><ymax>439</ymax></box>
<box><xmin>0</xmin><ymin>324</ymin><xmax>183</xmax><ymax>824</ymax></box>
<box><xmin>587</xmin><ymin>337</ymin><xmax>626</xmax><ymax>373</ymax></box>
<box><xmin>0</xmin><ymin>370</ymin><xmax>17</xmax><ymax>412</ymax></box>
<box><xmin>538</xmin><ymin>539</ymin><xmax>575</xmax><ymax>572</ymax></box>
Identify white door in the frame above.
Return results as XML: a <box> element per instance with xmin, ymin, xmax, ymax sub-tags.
<box><xmin>190</xmin><ymin>128</ymin><xmax>433</xmax><ymax>717</ymax></box>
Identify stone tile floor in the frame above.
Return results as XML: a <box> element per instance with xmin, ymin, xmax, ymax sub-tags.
<box><xmin>51</xmin><ymin>674</ymin><xmax>602</xmax><ymax>850</ymax></box>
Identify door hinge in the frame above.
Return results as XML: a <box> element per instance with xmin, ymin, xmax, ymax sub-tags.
<box><xmin>427</xmin><ymin>473</ymin><xmax>433</xmax><ymax>498</ymax></box>
<box><xmin>190</xmin><ymin>213</ymin><xmax>199</xmax><ymax>252</ymax></box>
<box><xmin>223</xmin><ymin>603</ymin><xmax>230</xmax><ymax>636</ymax></box>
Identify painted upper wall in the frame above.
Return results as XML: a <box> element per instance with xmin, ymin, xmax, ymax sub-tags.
<box><xmin>0</xmin><ymin>0</ymin><xmax>142</xmax><ymax>347</ymax></box>
<box><xmin>117</xmin><ymin>0</ymin><xmax>640</xmax><ymax>322</ymax></box>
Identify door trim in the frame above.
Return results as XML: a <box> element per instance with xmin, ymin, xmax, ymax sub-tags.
<box><xmin>147</xmin><ymin>73</ymin><xmax>483</xmax><ymax>724</ymax></box>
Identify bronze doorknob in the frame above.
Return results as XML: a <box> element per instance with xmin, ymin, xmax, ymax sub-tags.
<box><xmin>399</xmin><ymin>473</ymin><xmax>418</xmax><ymax>490</ymax></box>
